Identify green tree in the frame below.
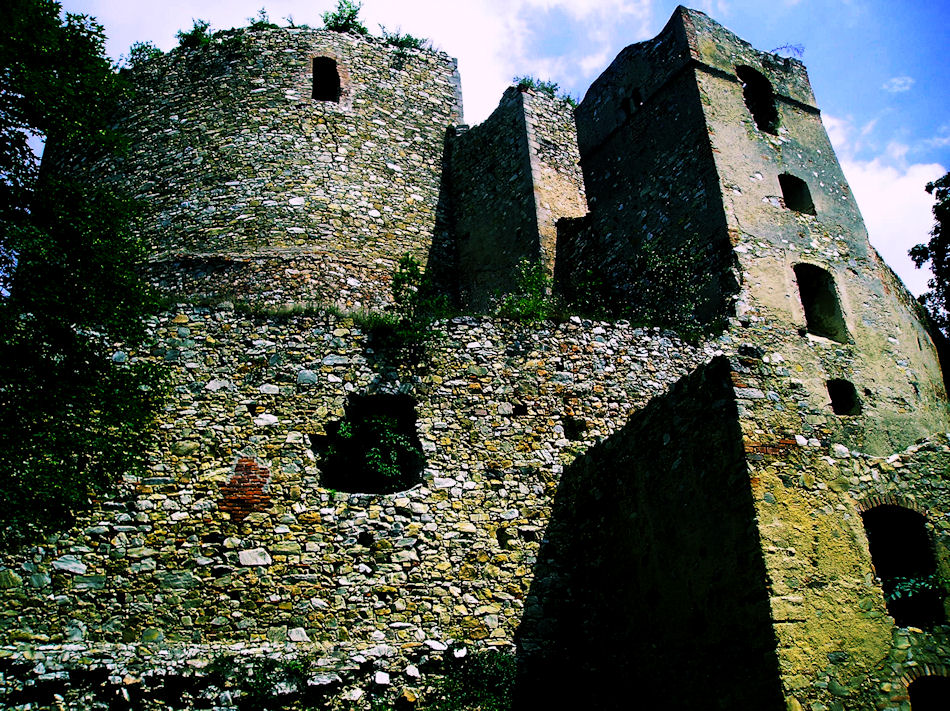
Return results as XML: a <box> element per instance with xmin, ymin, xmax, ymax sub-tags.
<box><xmin>0</xmin><ymin>0</ymin><xmax>163</xmax><ymax>547</ymax></box>
<box><xmin>911</xmin><ymin>172</ymin><xmax>950</xmax><ymax>333</ymax></box>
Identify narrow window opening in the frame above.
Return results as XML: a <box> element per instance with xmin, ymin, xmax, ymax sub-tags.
<box><xmin>861</xmin><ymin>505</ymin><xmax>945</xmax><ymax>628</ymax></box>
<box><xmin>563</xmin><ymin>415</ymin><xmax>587</xmax><ymax>441</ymax></box>
<box><xmin>621</xmin><ymin>89</ymin><xmax>643</xmax><ymax>118</ymax></box>
<box><xmin>736</xmin><ymin>65</ymin><xmax>779</xmax><ymax>134</ymax></box>
<box><xmin>909</xmin><ymin>676</ymin><xmax>950</xmax><ymax>708</ymax></box>
<box><xmin>794</xmin><ymin>263</ymin><xmax>849</xmax><ymax>343</ymax></box>
<box><xmin>827</xmin><ymin>379</ymin><xmax>861</xmax><ymax>415</ymax></box>
<box><xmin>312</xmin><ymin>56</ymin><xmax>341</xmax><ymax>102</ymax></box>
<box><xmin>310</xmin><ymin>393</ymin><xmax>424</xmax><ymax>494</ymax></box>
<box><xmin>778</xmin><ymin>173</ymin><xmax>816</xmax><ymax>215</ymax></box>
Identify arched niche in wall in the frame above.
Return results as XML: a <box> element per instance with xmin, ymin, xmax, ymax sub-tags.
<box><xmin>735</xmin><ymin>65</ymin><xmax>779</xmax><ymax>135</ymax></box>
<box><xmin>310</xmin><ymin>393</ymin><xmax>424</xmax><ymax>494</ymax></box>
<box><xmin>312</xmin><ymin>56</ymin><xmax>342</xmax><ymax>102</ymax></box>
<box><xmin>861</xmin><ymin>504</ymin><xmax>945</xmax><ymax>628</ymax></box>
<box><xmin>778</xmin><ymin>173</ymin><xmax>816</xmax><ymax>215</ymax></box>
<box><xmin>793</xmin><ymin>263</ymin><xmax>849</xmax><ymax>343</ymax></box>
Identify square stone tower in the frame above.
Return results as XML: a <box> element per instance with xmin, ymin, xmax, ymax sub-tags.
<box><xmin>565</xmin><ymin>5</ymin><xmax>948</xmax><ymax>455</ymax></box>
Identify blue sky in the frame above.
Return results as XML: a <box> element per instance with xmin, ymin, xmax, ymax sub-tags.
<box><xmin>61</xmin><ymin>0</ymin><xmax>948</xmax><ymax>295</ymax></box>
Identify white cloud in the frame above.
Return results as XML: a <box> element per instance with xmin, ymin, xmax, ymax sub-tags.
<box><xmin>926</xmin><ymin>125</ymin><xmax>950</xmax><ymax>150</ymax></box>
<box><xmin>64</xmin><ymin>0</ymin><xmax>659</xmax><ymax>125</ymax></box>
<box><xmin>882</xmin><ymin>75</ymin><xmax>915</xmax><ymax>93</ymax></box>
<box><xmin>826</xmin><ymin>114</ymin><xmax>944</xmax><ymax>296</ymax></box>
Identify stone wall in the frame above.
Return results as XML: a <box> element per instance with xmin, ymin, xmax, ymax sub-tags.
<box><xmin>4</xmin><ymin>7</ymin><xmax>950</xmax><ymax>709</ymax></box>
<box><xmin>516</xmin><ymin>357</ymin><xmax>786</xmax><ymax>710</ymax></box>
<box><xmin>444</xmin><ymin>88</ymin><xmax>536</xmax><ymax>308</ymax></box>
<box><xmin>520</xmin><ymin>90</ymin><xmax>588</xmax><ymax>275</ymax></box>
<box><xmin>443</xmin><ymin>87</ymin><xmax>585</xmax><ymax>309</ymax></box>
<box><xmin>0</xmin><ymin>306</ymin><xmax>710</xmax><ymax>708</ymax></box>
<box><xmin>742</xmin><ymin>428</ymin><xmax>950</xmax><ymax>710</ymax></box>
<box><xmin>691</xmin><ymin>7</ymin><xmax>949</xmax><ymax>454</ymax></box>
<box><xmin>557</xmin><ymin>9</ymin><xmax>737</xmax><ymax>327</ymax></box>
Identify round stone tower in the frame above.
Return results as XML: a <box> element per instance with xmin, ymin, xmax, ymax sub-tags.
<box><xmin>116</xmin><ymin>26</ymin><xmax>462</xmax><ymax>308</ymax></box>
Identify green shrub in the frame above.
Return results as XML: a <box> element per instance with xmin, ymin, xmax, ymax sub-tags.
<box><xmin>380</xmin><ymin>25</ymin><xmax>431</xmax><ymax>50</ymax></box>
<box><xmin>247</xmin><ymin>8</ymin><xmax>278</xmax><ymax>31</ymax></box>
<box><xmin>426</xmin><ymin>650</ymin><xmax>516</xmax><ymax>711</ymax></box>
<box><xmin>283</xmin><ymin>15</ymin><xmax>311</xmax><ymax>29</ymax></box>
<box><xmin>176</xmin><ymin>19</ymin><xmax>212</xmax><ymax>49</ymax></box>
<box><xmin>122</xmin><ymin>41</ymin><xmax>162</xmax><ymax>69</ymax></box>
<box><xmin>370</xmin><ymin>253</ymin><xmax>451</xmax><ymax>362</ymax></box>
<box><xmin>513</xmin><ymin>75</ymin><xmax>577</xmax><ymax>105</ymax></box>
<box><xmin>322</xmin><ymin>0</ymin><xmax>368</xmax><ymax>35</ymax></box>
<box><xmin>496</xmin><ymin>258</ymin><xmax>562</xmax><ymax>323</ymax></box>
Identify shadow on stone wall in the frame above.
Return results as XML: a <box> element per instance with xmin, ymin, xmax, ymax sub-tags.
<box><xmin>514</xmin><ymin>356</ymin><xmax>785</xmax><ymax>709</ymax></box>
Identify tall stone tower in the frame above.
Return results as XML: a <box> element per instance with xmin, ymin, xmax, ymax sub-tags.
<box><xmin>563</xmin><ymin>6</ymin><xmax>947</xmax><ymax>455</ymax></box>
<box><xmin>534</xmin><ymin>8</ymin><xmax>950</xmax><ymax>710</ymax></box>
<box><xmin>116</xmin><ymin>27</ymin><xmax>462</xmax><ymax>309</ymax></box>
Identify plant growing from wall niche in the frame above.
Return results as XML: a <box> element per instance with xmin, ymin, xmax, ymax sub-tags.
<box><xmin>312</xmin><ymin>393</ymin><xmax>424</xmax><ymax>494</ymax></box>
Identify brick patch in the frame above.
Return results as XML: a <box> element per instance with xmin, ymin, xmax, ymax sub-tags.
<box><xmin>219</xmin><ymin>458</ymin><xmax>271</xmax><ymax>522</ymax></box>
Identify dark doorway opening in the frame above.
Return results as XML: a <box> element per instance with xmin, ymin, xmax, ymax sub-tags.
<box><xmin>908</xmin><ymin>675</ymin><xmax>950</xmax><ymax>709</ymax></box>
<box><xmin>862</xmin><ymin>505</ymin><xmax>945</xmax><ymax>628</ymax></box>
<box><xmin>312</xmin><ymin>56</ymin><xmax>341</xmax><ymax>102</ymax></box>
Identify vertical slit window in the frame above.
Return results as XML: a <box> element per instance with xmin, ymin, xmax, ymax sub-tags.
<box><xmin>736</xmin><ymin>65</ymin><xmax>779</xmax><ymax>134</ymax></box>
<box><xmin>312</xmin><ymin>56</ymin><xmax>341</xmax><ymax>102</ymax></box>
<box><xmin>794</xmin><ymin>263</ymin><xmax>849</xmax><ymax>342</ymax></box>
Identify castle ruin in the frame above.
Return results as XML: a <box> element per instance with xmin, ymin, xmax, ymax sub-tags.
<box><xmin>2</xmin><ymin>6</ymin><xmax>950</xmax><ymax>709</ymax></box>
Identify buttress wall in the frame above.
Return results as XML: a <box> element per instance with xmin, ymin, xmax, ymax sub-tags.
<box><xmin>443</xmin><ymin>87</ymin><xmax>585</xmax><ymax>309</ymax></box>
